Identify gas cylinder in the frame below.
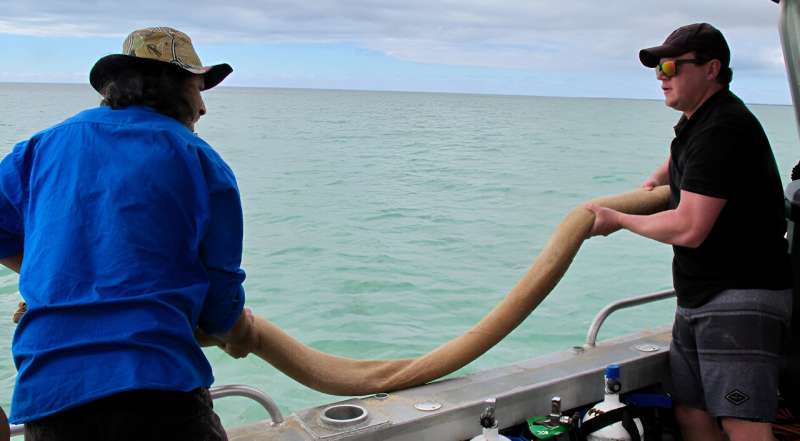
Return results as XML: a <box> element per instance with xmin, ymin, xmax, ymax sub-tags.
<box><xmin>581</xmin><ymin>364</ymin><xmax>644</xmax><ymax>441</ymax></box>
<box><xmin>470</xmin><ymin>398</ymin><xmax>512</xmax><ymax>441</ymax></box>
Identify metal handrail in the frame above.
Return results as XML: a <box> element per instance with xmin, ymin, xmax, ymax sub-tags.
<box><xmin>6</xmin><ymin>384</ymin><xmax>283</xmax><ymax>438</ymax></box>
<box><xmin>210</xmin><ymin>384</ymin><xmax>285</xmax><ymax>425</ymax></box>
<box><xmin>584</xmin><ymin>289</ymin><xmax>676</xmax><ymax>347</ymax></box>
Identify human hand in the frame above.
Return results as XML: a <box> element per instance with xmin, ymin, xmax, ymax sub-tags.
<box><xmin>12</xmin><ymin>301</ymin><xmax>26</xmax><ymax>324</ymax></box>
<box><xmin>195</xmin><ymin>308</ymin><xmax>258</xmax><ymax>359</ymax></box>
<box><xmin>585</xmin><ymin>203</ymin><xmax>622</xmax><ymax>237</ymax></box>
<box><xmin>640</xmin><ymin>178</ymin><xmax>659</xmax><ymax>191</ymax></box>
<box><xmin>217</xmin><ymin>308</ymin><xmax>258</xmax><ymax>359</ymax></box>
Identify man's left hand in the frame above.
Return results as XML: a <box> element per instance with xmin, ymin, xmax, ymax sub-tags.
<box><xmin>585</xmin><ymin>203</ymin><xmax>623</xmax><ymax>237</ymax></box>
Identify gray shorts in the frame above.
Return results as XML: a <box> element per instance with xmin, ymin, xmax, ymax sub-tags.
<box><xmin>670</xmin><ymin>288</ymin><xmax>792</xmax><ymax>421</ymax></box>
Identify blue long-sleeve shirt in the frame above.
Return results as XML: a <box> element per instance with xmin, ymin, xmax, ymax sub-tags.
<box><xmin>0</xmin><ymin>105</ymin><xmax>245</xmax><ymax>423</ymax></box>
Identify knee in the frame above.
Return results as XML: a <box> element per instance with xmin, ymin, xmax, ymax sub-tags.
<box><xmin>675</xmin><ymin>405</ymin><xmax>713</xmax><ymax>425</ymax></box>
<box><xmin>720</xmin><ymin>418</ymin><xmax>774</xmax><ymax>441</ymax></box>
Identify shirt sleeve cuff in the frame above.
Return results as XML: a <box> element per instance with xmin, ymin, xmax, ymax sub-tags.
<box><xmin>198</xmin><ymin>284</ymin><xmax>245</xmax><ymax>335</ymax></box>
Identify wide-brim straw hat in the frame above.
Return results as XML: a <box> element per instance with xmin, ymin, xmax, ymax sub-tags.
<box><xmin>90</xmin><ymin>27</ymin><xmax>233</xmax><ymax>93</ymax></box>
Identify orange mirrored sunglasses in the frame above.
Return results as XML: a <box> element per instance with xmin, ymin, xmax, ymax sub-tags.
<box><xmin>656</xmin><ymin>59</ymin><xmax>707</xmax><ymax>78</ymax></box>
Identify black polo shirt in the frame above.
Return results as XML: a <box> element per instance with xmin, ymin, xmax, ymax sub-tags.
<box><xmin>668</xmin><ymin>89</ymin><xmax>791</xmax><ymax>307</ymax></box>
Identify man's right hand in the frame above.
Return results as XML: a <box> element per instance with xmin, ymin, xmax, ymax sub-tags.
<box><xmin>641</xmin><ymin>156</ymin><xmax>671</xmax><ymax>191</ymax></box>
<box><xmin>585</xmin><ymin>203</ymin><xmax>623</xmax><ymax>237</ymax></box>
<box><xmin>640</xmin><ymin>177</ymin><xmax>660</xmax><ymax>191</ymax></box>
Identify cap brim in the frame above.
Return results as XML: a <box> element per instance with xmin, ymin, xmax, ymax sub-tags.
<box><xmin>639</xmin><ymin>44</ymin><xmax>689</xmax><ymax>67</ymax></box>
<box><xmin>90</xmin><ymin>54</ymin><xmax>233</xmax><ymax>93</ymax></box>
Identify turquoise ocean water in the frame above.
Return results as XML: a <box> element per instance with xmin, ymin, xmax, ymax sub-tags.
<box><xmin>0</xmin><ymin>82</ymin><xmax>798</xmax><ymax>428</ymax></box>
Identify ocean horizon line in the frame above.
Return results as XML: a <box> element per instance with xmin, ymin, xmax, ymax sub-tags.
<box><xmin>0</xmin><ymin>80</ymin><xmax>790</xmax><ymax>107</ymax></box>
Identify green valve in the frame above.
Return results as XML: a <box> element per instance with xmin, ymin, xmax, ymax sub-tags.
<box><xmin>526</xmin><ymin>416</ymin><xmax>570</xmax><ymax>440</ymax></box>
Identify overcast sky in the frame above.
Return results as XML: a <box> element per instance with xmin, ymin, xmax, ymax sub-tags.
<box><xmin>0</xmin><ymin>1</ymin><xmax>793</xmax><ymax>103</ymax></box>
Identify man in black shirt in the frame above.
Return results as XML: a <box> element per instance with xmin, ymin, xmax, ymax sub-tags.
<box><xmin>587</xmin><ymin>23</ymin><xmax>792</xmax><ymax>441</ymax></box>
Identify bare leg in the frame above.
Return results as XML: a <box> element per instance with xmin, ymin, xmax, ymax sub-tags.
<box><xmin>675</xmin><ymin>405</ymin><xmax>724</xmax><ymax>441</ymax></box>
<box><xmin>721</xmin><ymin>418</ymin><xmax>775</xmax><ymax>441</ymax></box>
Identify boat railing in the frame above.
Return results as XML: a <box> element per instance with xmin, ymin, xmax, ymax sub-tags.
<box><xmin>584</xmin><ymin>289</ymin><xmax>676</xmax><ymax>347</ymax></box>
<box><xmin>210</xmin><ymin>384</ymin><xmax>284</xmax><ymax>425</ymax></box>
<box><xmin>7</xmin><ymin>384</ymin><xmax>283</xmax><ymax>437</ymax></box>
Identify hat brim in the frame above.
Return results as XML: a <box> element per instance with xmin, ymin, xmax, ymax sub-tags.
<box><xmin>639</xmin><ymin>45</ymin><xmax>690</xmax><ymax>68</ymax></box>
<box><xmin>90</xmin><ymin>54</ymin><xmax>233</xmax><ymax>93</ymax></box>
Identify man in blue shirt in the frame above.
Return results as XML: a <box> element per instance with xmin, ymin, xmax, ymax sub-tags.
<box><xmin>0</xmin><ymin>27</ymin><xmax>256</xmax><ymax>440</ymax></box>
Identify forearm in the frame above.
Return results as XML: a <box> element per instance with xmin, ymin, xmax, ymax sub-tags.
<box><xmin>616</xmin><ymin>209</ymin><xmax>700</xmax><ymax>247</ymax></box>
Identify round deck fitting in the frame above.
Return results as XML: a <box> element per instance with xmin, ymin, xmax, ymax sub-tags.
<box><xmin>414</xmin><ymin>401</ymin><xmax>442</xmax><ymax>411</ymax></box>
<box><xmin>634</xmin><ymin>343</ymin><xmax>661</xmax><ymax>352</ymax></box>
<box><xmin>320</xmin><ymin>404</ymin><xmax>369</xmax><ymax>426</ymax></box>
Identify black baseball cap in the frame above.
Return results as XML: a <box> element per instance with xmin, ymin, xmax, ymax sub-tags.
<box><xmin>639</xmin><ymin>23</ymin><xmax>730</xmax><ymax>68</ymax></box>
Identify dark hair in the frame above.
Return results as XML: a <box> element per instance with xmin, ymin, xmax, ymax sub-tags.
<box><xmin>717</xmin><ymin>65</ymin><xmax>733</xmax><ymax>86</ymax></box>
<box><xmin>696</xmin><ymin>52</ymin><xmax>733</xmax><ymax>86</ymax></box>
<box><xmin>99</xmin><ymin>63</ymin><xmax>195</xmax><ymax>127</ymax></box>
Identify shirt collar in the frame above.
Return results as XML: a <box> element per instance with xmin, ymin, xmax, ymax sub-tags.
<box><xmin>673</xmin><ymin>88</ymin><xmax>731</xmax><ymax>137</ymax></box>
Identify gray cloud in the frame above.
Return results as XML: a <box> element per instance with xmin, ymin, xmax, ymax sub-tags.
<box><xmin>0</xmin><ymin>0</ymin><xmax>787</xmax><ymax>73</ymax></box>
